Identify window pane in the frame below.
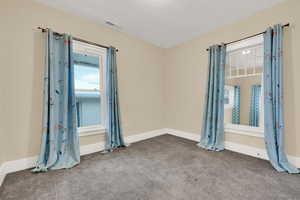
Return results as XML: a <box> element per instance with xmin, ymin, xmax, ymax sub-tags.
<box><xmin>74</xmin><ymin>53</ymin><xmax>100</xmax><ymax>90</ymax></box>
<box><xmin>76</xmin><ymin>91</ymin><xmax>101</xmax><ymax>127</ymax></box>
<box><xmin>74</xmin><ymin>53</ymin><xmax>101</xmax><ymax>127</ymax></box>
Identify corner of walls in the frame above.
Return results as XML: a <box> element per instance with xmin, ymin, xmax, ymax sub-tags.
<box><xmin>162</xmin><ymin>48</ymin><xmax>171</xmax><ymax>129</ymax></box>
<box><xmin>0</xmin><ymin>58</ymin><xmax>7</xmax><ymax>187</ymax></box>
<box><xmin>0</xmin><ymin>138</ymin><xmax>5</xmax><ymax>187</ymax></box>
<box><xmin>0</xmin><ymin>163</ymin><xmax>5</xmax><ymax>187</ymax></box>
<box><xmin>0</xmin><ymin>126</ymin><xmax>6</xmax><ymax>187</ymax></box>
<box><xmin>161</xmin><ymin>0</ymin><xmax>300</xmax><ymax>158</ymax></box>
<box><xmin>1</xmin><ymin>0</ymin><xmax>167</xmax><ymax>166</ymax></box>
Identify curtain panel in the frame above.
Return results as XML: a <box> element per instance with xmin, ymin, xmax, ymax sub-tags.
<box><xmin>232</xmin><ymin>85</ymin><xmax>241</xmax><ymax>124</ymax></box>
<box><xmin>249</xmin><ymin>85</ymin><xmax>261</xmax><ymax>127</ymax></box>
<box><xmin>104</xmin><ymin>47</ymin><xmax>126</xmax><ymax>152</ymax></box>
<box><xmin>33</xmin><ymin>30</ymin><xmax>80</xmax><ymax>172</ymax></box>
<box><xmin>198</xmin><ymin>44</ymin><xmax>226</xmax><ymax>151</ymax></box>
<box><xmin>263</xmin><ymin>24</ymin><xmax>299</xmax><ymax>173</ymax></box>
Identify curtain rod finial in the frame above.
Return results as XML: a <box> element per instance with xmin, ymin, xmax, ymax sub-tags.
<box><xmin>37</xmin><ymin>27</ymin><xmax>47</xmax><ymax>32</ymax></box>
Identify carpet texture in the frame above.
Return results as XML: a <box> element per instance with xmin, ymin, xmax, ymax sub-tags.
<box><xmin>1</xmin><ymin>135</ymin><xmax>300</xmax><ymax>200</ymax></box>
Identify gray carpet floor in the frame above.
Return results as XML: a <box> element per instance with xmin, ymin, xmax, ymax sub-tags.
<box><xmin>1</xmin><ymin>135</ymin><xmax>300</xmax><ymax>200</ymax></box>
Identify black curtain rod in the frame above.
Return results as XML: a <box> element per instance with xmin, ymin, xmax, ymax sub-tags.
<box><xmin>206</xmin><ymin>23</ymin><xmax>290</xmax><ymax>51</ymax></box>
<box><xmin>37</xmin><ymin>27</ymin><xmax>119</xmax><ymax>52</ymax></box>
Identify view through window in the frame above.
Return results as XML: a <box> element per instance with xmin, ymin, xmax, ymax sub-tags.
<box><xmin>74</xmin><ymin>53</ymin><xmax>101</xmax><ymax>127</ymax></box>
<box><xmin>73</xmin><ymin>41</ymin><xmax>107</xmax><ymax>134</ymax></box>
<box><xmin>224</xmin><ymin>35</ymin><xmax>264</xmax><ymax>135</ymax></box>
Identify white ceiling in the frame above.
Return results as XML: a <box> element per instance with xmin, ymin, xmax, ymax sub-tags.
<box><xmin>35</xmin><ymin>0</ymin><xmax>286</xmax><ymax>48</ymax></box>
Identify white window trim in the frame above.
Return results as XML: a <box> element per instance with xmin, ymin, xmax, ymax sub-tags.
<box><xmin>224</xmin><ymin>35</ymin><xmax>264</xmax><ymax>138</ymax></box>
<box><xmin>225</xmin><ymin>123</ymin><xmax>264</xmax><ymax>138</ymax></box>
<box><xmin>78</xmin><ymin>125</ymin><xmax>106</xmax><ymax>137</ymax></box>
<box><xmin>73</xmin><ymin>40</ymin><xmax>107</xmax><ymax>137</ymax></box>
<box><xmin>226</xmin><ymin>35</ymin><xmax>263</xmax><ymax>80</ymax></box>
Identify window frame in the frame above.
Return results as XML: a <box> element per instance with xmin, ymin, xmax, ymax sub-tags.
<box><xmin>73</xmin><ymin>40</ymin><xmax>107</xmax><ymax>137</ymax></box>
<box><xmin>224</xmin><ymin>35</ymin><xmax>264</xmax><ymax>138</ymax></box>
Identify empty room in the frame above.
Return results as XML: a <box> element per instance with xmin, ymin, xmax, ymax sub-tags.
<box><xmin>1</xmin><ymin>0</ymin><xmax>300</xmax><ymax>199</ymax></box>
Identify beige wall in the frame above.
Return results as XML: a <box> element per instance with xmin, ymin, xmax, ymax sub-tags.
<box><xmin>0</xmin><ymin>0</ymin><xmax>165</xmax><ymax>161</ymax></box>
<box><xmin>0</xmin><ymin>133</ymin><xmax>3</xmax><ymax>166</ymax></box>
<box><xmin>1</xmin><ymin>0</ymin><xmax>300</xmax><ymax>164</ymax></box>
<box><xmin>1</xmin><ymin>57</ymin><xmax>6</xmax><ymax>166</ymax></box>
<box><xmin>164</xmin><ymin>0</ymin><xmax>300</xmax><ymax>156</ymax></box>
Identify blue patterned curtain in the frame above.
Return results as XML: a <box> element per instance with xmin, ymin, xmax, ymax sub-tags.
<box><xmin>232</xmin><ymin>86</ymin><xmax>240</xmax><ymax>124</ymax></box>
<box><xmin>33</xmin><ymin>30</ymin><xmax>80</xmax><ymax>172</ymax></box>
<box><xmin>198</xmin><ymin>44</ymin><xmax>226</xmax><ymax>151</ymax></box>
<box><xmin>249</xmin><ymin>85</ymin><xmax>261</xmax><ymax>127</ymax></box>
<box><xmin>104</xmin><ymin>47</ymin><xmax>126</xmax><ymax>152</ymax></box>
<box><xmin>264</xmin><ymin>24</ymin><xmax>299</xmax><ymax>173</ymax></box>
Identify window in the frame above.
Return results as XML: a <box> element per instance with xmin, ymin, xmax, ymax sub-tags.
<box><xmin>73</xmin><ymin>41</ymin><xmax>107</xmax><ymax>136</ymax></box>
<box><xmin>224</xmin><ymin>85</ymin><xmax>234</xmax><ymax>109</ymax></box>
<box><xmin>224</xmin><ymin>35</ymin><xmax>264</xmax><ymax>137</ymax></box>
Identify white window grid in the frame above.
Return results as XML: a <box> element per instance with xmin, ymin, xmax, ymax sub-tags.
<box><xmin>226</xmin><ymin>43</ymin><xmax>263</xmax><ymax>79</ymax></box>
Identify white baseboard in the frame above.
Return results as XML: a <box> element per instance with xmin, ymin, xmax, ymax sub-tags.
<box><xmin>165</xmin><ymin>128</ymin><xmax>199</xmax><ymax>142</ymax></box>
<box><xmin>1</xmin><ymin>143</ymin><xmax>106</xmax><ymax>177</ymax></box>
<box><xmin>80</xmin><ymin>142</ymin><xmax>105</xmax><ymax>156</ymax></box>
<box><xmin>125</xmin><ymin>129</ymin><xmax>166</xmax><ymax>144</ymax></box>
<box><xmin>0</xmin><ymin>129</ymin><xmax>167</xmax><ymax>187</ymax></box>
<box><xmin>165</xmin><ymin>128</ymin><xmax>300</xmax><ymax>168</ymax></box>
<box><xmin>1</xmin><ymin>128</ymin><xmax>299</xmax><ymax>188</ymax></box>
<box><xmin>165</xmin><ymin>128</ymin><xmax>270</xmax><ymax>160</ymax></box>
<box><xmin>3</xmin><ymin>156</ymin><xmax>38</xmax><ymax>175</ymax></box>
<box><xmin>287</xmin><ymin>155</ymin><xmax>300</xmax><ymax>168</ymax></box>
<box><xmin>224</xmin><ymin>141</ymin><xmax>268</xmax><ymax>160</ymax></box>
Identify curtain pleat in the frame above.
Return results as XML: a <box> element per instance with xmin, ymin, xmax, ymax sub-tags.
<box><xmin>33</xmin><ymin>29</ymin><xmax>80</xmax><ymax>172</ymax></box>
<box><xmin>104</xmin><ymin>47</ymin><xmax>126</xmax><ymax>152</ymax></box>
<box><xmin>232</xmin><ymin>86</ymin><xmax>241</xmax><ymax>124</ymax></box>
<box><xmin>263</xmin><ymin>24</ymin><xmax>299</xmax><ymax>173</ymax></box>
<box><xmin>198</xmin><ymin>44</ymin><xmax>226</xmax><ymax>151</ymax></box>
<box><xmin>249</xmin><ymin>85</ymin><xmax>261</xmax><ymax>127</ymax></box>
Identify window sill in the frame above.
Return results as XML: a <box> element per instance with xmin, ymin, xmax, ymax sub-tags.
<box><xmin>78</xmin><ymin>125</ymin><xmax>106</xmax><ymax>137</ymax></box>
<box><xmin>224</xmin><ymin>105</ymin><xmax>233</xmax><ymax>109</ymax></box>
<box><xmin>225</xmin><ymin>123</ymin><xmax>264</xmax><ymax>138</ymax></box>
